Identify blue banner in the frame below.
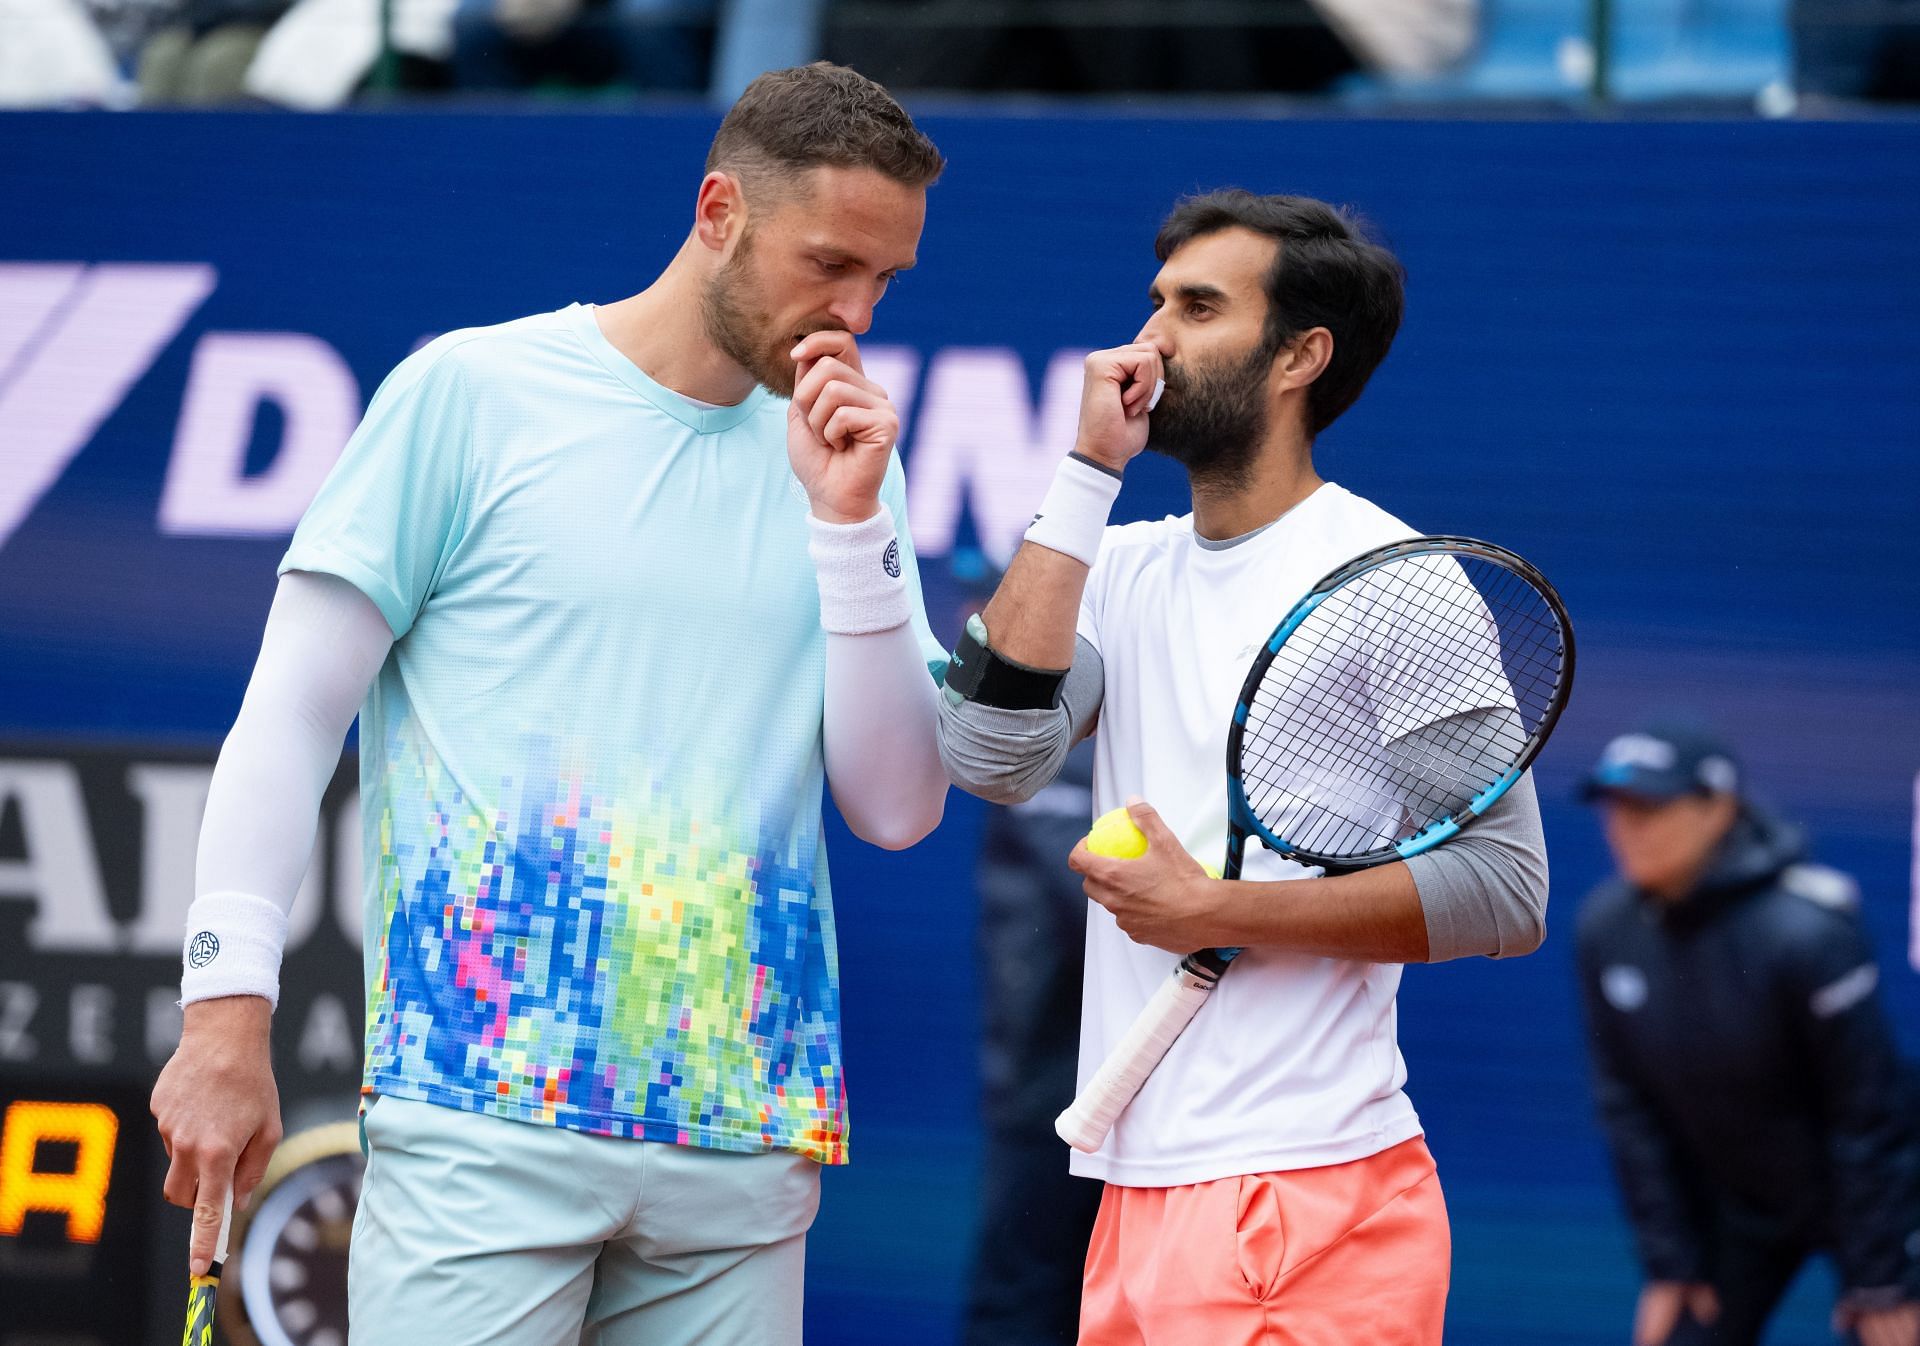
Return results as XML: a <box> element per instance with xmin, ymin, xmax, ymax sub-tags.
<box><xmin>2</xmin><ymin>110</ymin><xmax>1917</xmax><ymax>1344</ymax></box>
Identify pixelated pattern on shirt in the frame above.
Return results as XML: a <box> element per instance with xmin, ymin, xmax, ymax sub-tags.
<box><xmin>361</xmin><ymin>724</ymin><xmax>847</xmax><ymax>1164</ymax></box>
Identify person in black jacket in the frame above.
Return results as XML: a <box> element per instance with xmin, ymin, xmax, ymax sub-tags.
<box><xmin>1575</xmin><ymin>722</ymin><xmax>1920</xmax><ymax>1346</ymax></box>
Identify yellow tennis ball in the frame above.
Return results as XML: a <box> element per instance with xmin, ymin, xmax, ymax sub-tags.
<box><xmin>1204</xmin><ymin>862</ymin><xmax>1222</xmax><ymax>879</ymax></box>
<box><xmin>1085</xmin><ymin>807</ymin><xmax>1149</xmax><ymax>859</ymax></box>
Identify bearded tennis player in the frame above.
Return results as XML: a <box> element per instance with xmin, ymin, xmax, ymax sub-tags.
<box><xmin>151</xmin><ymin>63</ymin><xmax>950</xmax><ymax>1345</ymax></box>
<box><xmin>940</xmin><ymin>191</ymin><xmax>1552</xmax><ymax>1345</ymax></box>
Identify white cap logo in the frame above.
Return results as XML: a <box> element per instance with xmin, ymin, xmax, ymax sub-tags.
<box><xmin>1600</xmin><ymin>734</ymin><xmax>1675</xmax><ymax>771</ymax></box>
<box><xmin>1602</xmin><ymin>965</ymin><xmax>1649</xmax><ymax>1012</ymax></box>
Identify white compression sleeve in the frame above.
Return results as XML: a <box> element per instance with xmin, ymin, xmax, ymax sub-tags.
<box><xmin>181</xmin><ymin>570</ymin><xmax>393</xmax><ymax>1007</ymax></box>
<box><xmin>823</xmin><ymin>624</ymin><xmax>949</xmax><ymax>849</ymax></box>
<box><xmin>810</xmin><ymin>510</ymin><xmax>947</xmax><ymax>849</ymax></box>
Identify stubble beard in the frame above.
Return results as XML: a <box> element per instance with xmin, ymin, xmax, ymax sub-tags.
<box><xmin>700</xmin><ymin>232</ymin><xmax>837</xmax><ymax>399</ymax></box>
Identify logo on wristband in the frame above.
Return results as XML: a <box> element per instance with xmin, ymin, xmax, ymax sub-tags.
<box><xmin>883</xmin><ymin>540</ymin><xmax>901</xmax><ymax>579</ymax></box>
<box><xmin>187</xmin><ymin>931</ymin><xmax>221</xmax><ymax>968</ymax></box>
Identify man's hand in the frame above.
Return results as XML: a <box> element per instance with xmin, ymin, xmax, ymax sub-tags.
<box><xmin>1068</xmin><ymin>798</ymin><xmax>1225</xmax><ymax>952</ymax></box>
<box><xmin>151</xmin><ymin>996</ymin><xmax>282</xmax><ymax>1276</ymax></box>
<box><xmin>787</xmin><ymin>331</ymin><xmax>900</xmax><ymax>525</ymax></box>
<box><xmin>1633</xmin><ymin>1281</ymin><xmax>1719</xmax><ymax>1346</ymax></box>
<box><xmin>1846</xmin><ymin>1301</ymin><xmax>1920</xmax><ymax>1346</ymax></box>
<box><xmin>1073</xmin><ymin>342</ymin><xmax>1163</xmax><ymax>474</ymax></box>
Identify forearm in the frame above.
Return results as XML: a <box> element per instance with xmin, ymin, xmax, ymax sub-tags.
<box><xmin>980</xmin><ymin>453</ymin><xmax>1123</xmax><ymax>668</ymax></box>
<box><xmin>185</xmin><ymin>571</ymin><xmax>391</xmax><ymax>1007</ymax></box>
<box><xmin>808</xmin><ymin>508</ymin><xmax>946</xmax><ymax>848</ymax></box>
<box><xmin>1208</xmin><ymin>862</ymin><xmax>1429</xmax><ymax>963</ymax></box>
<box><xmin>823</xmin><ymin>622</ymin><xmax>947</xmax><ymax>848</ymax></box>
<box><xmin>981</xmin><ymin>542</ymin><xmax>1092</xmax><ymax>670</ymax></box>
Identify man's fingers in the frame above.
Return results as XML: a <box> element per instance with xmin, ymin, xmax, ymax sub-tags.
<box><xmin>790</xmin><ymin>330</ymin><xmax>863</xmax><ymax>374</ymax></box>
<box><xmin>1124</xmin><ymin>796</ymin><xmax>1177</xmax><ymax>848</ymax></box>
<box><xmin>1633</xmin><ymin>1285</ymin><xmax>1681</xmax><ymax>1346</ymax></box>
<box><xmin>160</xmin><ymin>1145</ymin><xmax>196</xmax><ymax>1208</ymax></box>
<box><xmin>807</xmin><ymin>379</ymin><xmax>886</xmax><ymax>445</ymax></box>
<box><xmin>794</xmin><ymin>356</ymin><xmax>882</xmax><ymax>414</ymax></box>
<box><xmin>1120</xmin><ymin>358</ymin><xmax>1160</xmax><ymax>413</ymax></box>
<box><xmin>820</xmin><ymin>406</ymin><xmax>895</xmax><ymax>455</ymax></box>
<box><xmin>189</xmin><ymin>1169</ymin><xmax>233</xmax><ymax>1276</ymax></box>
<box><xmin>1067</xmin><ymin>839</ymin><xmax>1094</xmax><ymax>876</ymax></box>
<box><xmin>233</xmin><ymin>1118</ymin><xmax>283</xmax><ymax>1211</ymax></box>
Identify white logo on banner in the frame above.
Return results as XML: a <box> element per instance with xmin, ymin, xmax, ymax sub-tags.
<box><xmin>0</xmin><ymin>263</ymin><xmax>215</xmax><ymax>549</ymax></box>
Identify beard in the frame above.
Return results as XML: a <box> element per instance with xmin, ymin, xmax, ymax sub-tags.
<box><xmin>700</xmin><ymin>230</ymin><xmax>834</xmax><ymax>398</ymax></box>
<box><xmin>1148</xmin><ymin>340</ymin><xmax>1275</xmax><ymax>490</ymax></box>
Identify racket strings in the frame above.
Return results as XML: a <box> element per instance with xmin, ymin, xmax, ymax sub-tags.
<box><xmin>1238</xmin><ymin>552</ymin><xmax>1567</xmax><ymax>860</ymax></box>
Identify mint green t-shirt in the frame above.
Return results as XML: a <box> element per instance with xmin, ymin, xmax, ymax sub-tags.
<box><xmin>283</xmin><ymin>303</ymin><xmax>943</xmax><ymax>1164</ymax></box>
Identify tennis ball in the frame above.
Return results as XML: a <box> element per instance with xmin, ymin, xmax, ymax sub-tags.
<box><xmin>1085</xmin><ymin>807</ymin><xmax>1149</xmax><ymax>859</ymax></box>
<box><xmin>1204</xmin><ymin>862</ymin><xmax>1222</xmax><ymax>879</ymax></box>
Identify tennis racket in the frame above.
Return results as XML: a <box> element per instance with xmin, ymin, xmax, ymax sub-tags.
<box><xmin>181</xmin><ymin>1190</ymin><xmax>233</xmax><ymax>1346</ymax></box>
<box><xmin>1056</xmin><ymin>535</ymin><xmax>1575</xmax><ymax>1152</ymax></box>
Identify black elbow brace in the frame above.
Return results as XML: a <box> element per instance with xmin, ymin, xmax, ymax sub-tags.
<box><xmin>941</xmin><ymin>614</ymin><xmax>1069</xmax><ymax>712</ymax></box>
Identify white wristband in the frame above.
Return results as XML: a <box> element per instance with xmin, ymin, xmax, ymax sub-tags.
<box><xmin>180</xmin><ymin>891</ymin><xmax>289</xmax><ymax>1009</ymax></box>
<box><xmin>808</xmin><ymin>509</ymin><xmax>911</xmax><ymax>635</ymax></box>
<box><xmin>1024</xmin><ymin>453</ymin><xmax>1122</xmax><ymax>568</ymax></box>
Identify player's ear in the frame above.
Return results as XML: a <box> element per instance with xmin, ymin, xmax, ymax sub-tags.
<box><xmin>693</xmin><ymin>171</ymin><xmax>747</xmax><ymax>256</ymax></box>
<box><xmin>1275</xmin><ymin>327</ymin><xmax>1333</xmax><ymax>394</ymax></box>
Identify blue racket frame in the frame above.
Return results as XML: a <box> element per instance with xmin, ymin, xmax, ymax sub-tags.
<box><xmin>1204</xmin><ymin>535</ymin><xmax>1575</xmax><ymax>972</ymax></box>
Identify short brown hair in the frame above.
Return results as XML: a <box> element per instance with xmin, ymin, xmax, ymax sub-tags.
<box><xmin>706</xmin><ymin>62</ymin><xmax>945</xmax><ymax>197</ymax></box>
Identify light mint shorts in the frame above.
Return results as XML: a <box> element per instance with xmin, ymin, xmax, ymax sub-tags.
<box><xmin>349</xmin><ymin>1096</ymin><xmax>822</xmax><ymax>1346</ymax></box>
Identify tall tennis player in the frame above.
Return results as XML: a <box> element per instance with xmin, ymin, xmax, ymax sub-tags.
<box><xmin>150</xmin><ymin>63</ymin><xmax>950</xmax><ymax>1346</ymax></box>
<box><xmin>939</xmin><ymin>192</ymin><xmax>1553</xmax><ymax>1345</ymax></box>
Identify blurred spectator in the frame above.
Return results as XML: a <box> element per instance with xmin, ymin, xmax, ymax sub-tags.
<box><xmin>1792</xmin><ymin>0</ymin><xmax>1920</xmax><ymax>102</ymax></box>
<box><xmin>710</xmin><ymin>0</ymin><xmax>822</xmax><ymax>100</ymax></box>
<box><xmin>824</xmin><ymin>0</ymin><xmax>1474</xmax><ymax>95</ymax></box>
<box><xmin>81</xmin><ymin>0</ymin><xmax>180</xmax><ymax>64</ymax></box>
<box><xmin>951</xmin><ymin>554</ymin><xmax>1102</xmax><ymax>1346</ymax></box>
<box><xmin>451</xmin><ymin>0</ymin><xmax>711</xmax><ymax>93</ymax></box>
<box><xmin>245</xmin><ymin>0</ymin><xmax>458</xmax><ymax>107</ymax></box>
<box><xmin>1575</xmin><ymin>722</ymin><xmax>1920</xmax><ymax>1346</ymax></box>
<box><xmin>138</xmin><ymin>0</ymin><xmax>290</xmax><ymax>104</ymax></box>
<box><xmin>0</xmin><ymin>0</ymin><xmax>122</xmax><ymax>105</ymax></box>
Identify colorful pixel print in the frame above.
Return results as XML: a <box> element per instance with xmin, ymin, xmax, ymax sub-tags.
<box><xmin>361</xmin><ymin>725</ymin><xmax>847</xmax><ymax>1164</ymax></box>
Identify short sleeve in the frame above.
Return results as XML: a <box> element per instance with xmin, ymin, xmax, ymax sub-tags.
<box><xmin>1361</xmin><ymin>553</ymin><xmax>1518</xmax><ymax>743</ymax></box>
<box><xmin>878</xmin><ymin>451</ymin><xmax>950</xmax><ymax>681</ymax></box>
<box><xmin>280</xmin><ymin>340</ymin><xmax>474</xmax><ymax>639</ymax></box>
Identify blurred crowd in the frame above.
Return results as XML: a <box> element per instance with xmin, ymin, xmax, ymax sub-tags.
<box><xmin>1</xmin><ymin>0</ymin><xmax>1915</xmax><ymax>110</ymax></box>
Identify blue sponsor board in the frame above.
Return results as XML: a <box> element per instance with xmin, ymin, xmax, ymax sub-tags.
<box><xmin>2</xmin><ymin>110</ymin><xmax>1917</xmax><ymax>1343</ymax></box>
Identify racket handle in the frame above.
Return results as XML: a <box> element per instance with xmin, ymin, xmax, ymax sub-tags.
<box><xmin>1055</xmin><ymin>961</ymin><xmax>1218</xmax><ymax>1153</ymax></box>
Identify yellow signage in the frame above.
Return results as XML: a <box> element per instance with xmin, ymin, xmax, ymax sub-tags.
<box><xmin>0</xmin><ymin>1101</ymin><xmax>119</xmax><ymax>1244</ymax></box>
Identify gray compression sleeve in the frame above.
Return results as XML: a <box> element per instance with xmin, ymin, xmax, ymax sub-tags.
<box><xmin>936</xmin><ymin>635</ymin><xmax>1105</xmax><ymax>805</ymax></box>
<box><xmin>1403</xmin><ymin>771</ymin><xmax>1549</xmax><ymax>961</ymax></box>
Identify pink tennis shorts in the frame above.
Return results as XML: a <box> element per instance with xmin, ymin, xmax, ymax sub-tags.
<box><xmin>1079</xmin><ymin>1135</ymin><xmax>1451</xmax><ymax>1346</ymax></box>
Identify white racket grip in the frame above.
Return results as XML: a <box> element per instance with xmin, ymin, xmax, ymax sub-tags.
<box><xmin>1055</xmin><ymin>964</ymin><xmax>1216</xmax><ymax>1153</ymax></box>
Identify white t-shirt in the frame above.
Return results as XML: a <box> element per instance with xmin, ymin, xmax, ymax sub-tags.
<box><xmin>1072</xmin><ymin>481</ymin><xmax>1429</xmax><ymax>1187</ymax></box>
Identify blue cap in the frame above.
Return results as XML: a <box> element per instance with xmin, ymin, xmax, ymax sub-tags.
<box><xmin>1581</xmin><ymin>722</ymin><xmax>1742</xmax><ymax>803</ymax></box>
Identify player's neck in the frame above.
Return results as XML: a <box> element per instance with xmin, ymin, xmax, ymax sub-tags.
<box><xmin>1188</xmin><ymin>435</ymin><xmax>1322</xmax><ymax>542</ymax></box>
<box><xmin>594</xmin><ymin>259</ymin><xmax>758</xmax><ymax>407</ymax></box>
